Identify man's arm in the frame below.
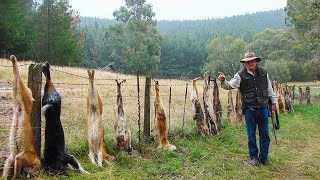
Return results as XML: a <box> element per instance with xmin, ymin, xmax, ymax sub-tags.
<box><xmin>219</xmin><ymin>72</ymin><xmax>241</xmax><ymax>90</ymax></box>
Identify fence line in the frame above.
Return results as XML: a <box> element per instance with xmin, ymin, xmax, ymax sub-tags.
<box><xmin>0</xmin><ymin>61</ymin><xmax>199</xmax><ymax>86</ymax></box>
<box><xmin>1</xmin><ymin>62</ymin><xmax>319</xmax><ymax>157</ymax></box>
<box><xmin>0</xmin><ymin>63</ymin><xmax>198</xmax><ymax>155</ymax></box>
<box><xmin>0</xmin><ymin>63</ymin><xmax>32</xmax><ymax>67</ymax></box>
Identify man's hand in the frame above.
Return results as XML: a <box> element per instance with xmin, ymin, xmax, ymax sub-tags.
<box><xmin>271</xmin><ymin>103</ymin><xmax>276</xmax><ymax>112</ymax></box>
<box><xmin>217</xmin><ymin>72</ymin><xmax>225</xmax><ymax>81</ymax></box>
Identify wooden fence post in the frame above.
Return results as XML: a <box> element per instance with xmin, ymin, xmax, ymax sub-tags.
<box><xmin>144</xmin><ymin>77</ymin><xmax>151</xmax><ymax>138</ymax></box>
<box><xmin>28</xmin><ymin>63</ymin><xmax>42</xmax><ymax>157</ymax></box>
<box><xmin>306</xmin><ymin>86</ymin><xmax>311</xmax><ymax>104</ymax></box>
<box><xmin>292</xmin><ymin>85</ymin><xmax>295</xmax><ymax>105</ymax></box>
<box><xmin>182</xmin><ymin>83</ymin><xmax>188</xmax><ymax>134</ymax></box>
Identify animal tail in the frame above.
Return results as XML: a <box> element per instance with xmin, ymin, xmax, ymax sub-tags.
<box><xmin>42</xmin><ymin>61</ymin><xmax>51</xmax><ymax>81</ymax></box>
<box><xmin>65</xmin><ymin>154</ymin><xmax>89</xmax><ymax>174</ymax></box>
<box><xmin>102</xmin><ymin>147</ymin><xmax>116</xmax><ymax>162</ymax></box>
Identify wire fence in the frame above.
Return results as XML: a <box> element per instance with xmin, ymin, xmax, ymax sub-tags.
<box><xmin>0</xmin><ymin>60</ymin><xmax>202</xmax><ymax>156</ymax></box>
<box><xmin>1</xmin><ymin>59</ymin><xmax>320</xmax><ymax>158</ymax></box>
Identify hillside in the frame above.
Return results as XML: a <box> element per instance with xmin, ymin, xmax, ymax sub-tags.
<box><xmin>157</xmin><ymin>9</ymin><xmax>287</xmax><ymax>43</ymax></box>
<box><xmin>81</xmin><ymin>9</ymin><xmax>287</xmax><ymax>43</ymax></box>
<box><xmin>79</xmin><ymin>9</ymin><xmax>287</xmax><ymax>78</ymax></box>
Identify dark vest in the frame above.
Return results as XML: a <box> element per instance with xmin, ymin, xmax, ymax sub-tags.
<box><xmin>238</xmin><ymin>66</ymin><xmax>269</xmax><ymax>109</ymax></box>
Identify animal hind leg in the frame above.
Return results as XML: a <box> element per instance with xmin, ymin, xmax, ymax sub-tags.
<box><xmin>2</xmin><ymin>154</ymin><xmax>14</xmax><ymax>179</ymax></box>
<box><xmin>97</xmin><ymin>150</ymin><xmax>103</xmax><ymax>167</ymax></box>
<box><xmin>11</xmin><ymin>55</ymin><xmax>33</xmax><ymax>112</ymax></box>
<box><xmin>88</xmin><ymin>148</ymin><xmax>96</xmax><ymax>165</ymax></box>
<box><xmin>102</xmin><ymin>147</ymin><xmax>115</xmax><ymax>163</ymax></box>
<box><xmin>12</xmin><ymin>152</ymin><xmax>40</xmax><ymax>180</ymax></box>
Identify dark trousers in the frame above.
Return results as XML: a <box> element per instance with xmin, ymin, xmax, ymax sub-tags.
<box><xmin>244</xmin><ymin>107</ymin><xmax>270</xmax><ymax>160</ymax></box>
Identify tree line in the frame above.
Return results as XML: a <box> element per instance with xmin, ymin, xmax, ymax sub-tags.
<box><xmin>0</xmin><ymin>0</ymin><xmax>83</xmax><ymax>65</ymax></box>
<box><xmin>0</xmin><ymin>0</ymin><xmax>319</xmax><ymax>82</ymax></box>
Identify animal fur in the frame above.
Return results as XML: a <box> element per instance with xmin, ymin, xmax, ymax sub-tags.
<box><xmin>299</xmin><ymin>86</ymin><xmax>303</xmax><ymax>105</ymax></box>
<box><xmin>274</xmin><ymin>81</ymin><xmax>286</xmax><ymax>114</ymax></box>
<box><xmin>235</xmin><ymin>89</ymin><xmax>243</xmax><ymax>123</ymax></box>
<box><xmin>202</xmin><ymin>72</ymin><xmax>216</xmax><ymax>135</ymax></box>
<box><xmin>272</xmin><ymin>81</ymin><xmax>280</xmax><ymax>114</ymax></box>
<box><xmin>2</xmin><ymin>55</ymin><xmax>41</xmax><ymax>180</ymax></box>
<box><xmin>277</xmin><ymin>84</ymin><xmax>287</xmax><ymax>114</ymax></box>
<box><xmin>190</xmin><ymin>77</ymin><xmax>210</xmax><ymax>136</ymax></box>
<box><xmin>154</xmin><ymin>81</ymin><xmax>176</xmax><ymax>151</ymax></box>
<box><xmin>42</xmin><ymin>62</ymin><xmax>88</xmax><ymax>174</ymax></box>
<box><xmin>227</xmin><ymin>90</ymin><xmax>237</xmax><ymax>124</ymax></box>
<box><xmin>86</xmin><ymin>70</ymin><xmax>115</xmax><ymax>167</ymax></box>
<box><xmin>114</xmin><ymin>79</ymin><xmax>132</xmax><ymax>154</ymax></box>
<box><xmin>283</xmin><ymin>84</ymin><xmax>294</xmax><ymax>113</ymax></box>
<box><xmin>212</xmin><ymin>78</ymin><xmax>223</xmax><ymax>132</ymax></box>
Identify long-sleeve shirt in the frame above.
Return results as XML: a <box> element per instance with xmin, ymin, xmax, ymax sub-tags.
<box><xmin>221</xmin><ymin>68</ymin><xmax>277</xmax><ymax>104</ymax></box>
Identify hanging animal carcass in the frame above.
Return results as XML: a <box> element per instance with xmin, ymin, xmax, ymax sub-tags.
<box><xmin>235</xmin><ymin>89</ymin><xmax>243</xmax><ymax>123</ymax></box>
<box><xmin>275</xmin><ymin>81</ymin><xmax>286</xmax><ymax>114</ymax></box>
<box><xmin>86</xmin><ymin>69</ymin><xmax>115</xmax><ymax>167</ymax></box>
<box><xmin>42</xmin><ymin>62</ymin><xmax>88</xmax><ymax>174</ymax></box>
<box><xmin>190</xmin><ymin>77</ymin><xmax>210</xmax><ymax>136</ymax></box>
<box><xmin>212</xmin><ymin>78</ymin><xmax>223</xmax><ymax>132</ymax></box>
<box><xmin>227</xmin><ymin>90</ymin><xmax>237</xmax><ymax>124</ymax></box>
<box><xmin>114</xmin><ymin>79</ymin><xmax>132</xmax><ymax>154</ymax></box>
<box><xmin>154</xmin><ymin>80</ymin><xmax>176</xmax><ymax>151</ymax></box>
<box><xmin>227</xmin><ymin>89</ymin><xmax>243</xmax><ymax>125</ymax></box>
<box><xmin>202</xmin><ymin>72</ymin><xmax>217</xmax><ymax>135</ymax></box>
<box><xmin>283</xmin><ymin>84</ymin><xmax>294</xmax><ymax>113</ymax></box>
<box><xmin>2</xmin><ymin>55</ymin><xmax>41</xmax><ymax>179</ymax></box>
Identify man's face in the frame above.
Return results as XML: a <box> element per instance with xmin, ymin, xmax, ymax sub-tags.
<box><xmin>244</xmin><ymin>59</ymin><xmax>257</xmax><ymax>72</ymax></box>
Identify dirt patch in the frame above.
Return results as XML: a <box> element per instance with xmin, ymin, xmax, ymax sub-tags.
<box><xmin>0</xmin><ymin>97</ymin><xmax>12</xmax><ymax>128</ymax></box>
<box><xmin>0</xmin><ymin>151</ymin><xmax>8</xmax><ymax>168</ymax></box>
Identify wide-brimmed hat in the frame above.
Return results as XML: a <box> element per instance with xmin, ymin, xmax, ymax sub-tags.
<box><xmin>240</xmin><ymin>50</ymin><xmax>261</xmax><ymax>62</ymax></box>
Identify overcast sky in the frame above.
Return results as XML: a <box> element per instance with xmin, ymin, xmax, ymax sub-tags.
<box><xmin>69</xmin><ymin>0</ymin><xmax>287</xmax><ymax>20</ymax></box>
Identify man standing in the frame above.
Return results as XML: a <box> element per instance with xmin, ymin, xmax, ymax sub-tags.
<box><xmin>218</xmin><ymin>50</ymin><xmax>276</xmax><ymax>166</ymax></box>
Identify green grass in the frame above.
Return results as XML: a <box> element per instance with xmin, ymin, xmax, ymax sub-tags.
<box><xmin>37</xmin><ymin>104</ymin><xmax>320</xmax><ymax>179</ymax></box>
<box><xmin>1</xmin><ymin>61</ymin><xmax>319</xmax><ymax>179</ymax></box>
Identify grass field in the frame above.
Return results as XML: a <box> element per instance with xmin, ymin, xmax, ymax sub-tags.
<box><xmin>0</xmin><ymin>59</ymin><xmax>320</xmax><ymax>179</ymax></box>
<box><xmin>41</xmin><ymin>104</ymin><xmax>320</xmax><ymax>179</ymax></box>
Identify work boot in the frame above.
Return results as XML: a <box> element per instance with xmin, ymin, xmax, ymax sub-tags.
<box><xmin>259</xmin><ymin>158</ymin><xmax>269</xmax><ymax>166</ymax></box>
<box><xmin>248</xmin><ymin>158</ymin><xmax>259</xmax><ymax>166</ymax></box>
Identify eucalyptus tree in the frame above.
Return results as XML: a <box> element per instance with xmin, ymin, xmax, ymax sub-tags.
<box><xmin>202</xmin><ymin>35</ymin><xmax>247</xmax><ymax>79</ymax></box>
<box><xmin>105</xmin><ymin>0</ymin><xmax>161</xmax><ymax>75</ymax></box>
<box><xmin>265</xmin><ymin>59</ymin><xmax>291</xmax><ymax>82</ymax></box>
<box><xmin>286</xmin><ymin>0</ymin><xmax>320</xmax><ymax>79</ymax></box>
